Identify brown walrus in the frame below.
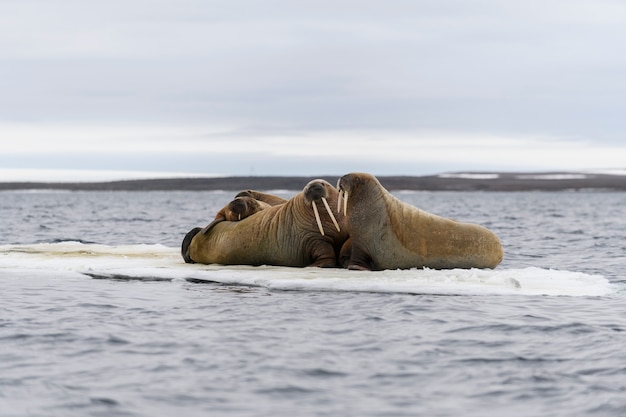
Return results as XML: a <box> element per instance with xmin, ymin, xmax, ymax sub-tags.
<box><xmin>336</xmin><ymin>172</ymin><xmax>503</xmax><ymax>270</ymax></box>
<box><xmin>234</xmin><ymin>190</ymin><xmax>288</xmax><ymax>206</ymax></box>
<box><xmin>202</xmin><ymin>196</ymin><xmax>272</xmax><ymax>233</ymax></box>
<box><xmin>216</xmin><ymin>196</ymin><xmax>273</xmax><ymax>222</ymax></box>
<box><xmin>202</xmin><ymin>191</ymin><xmax>288</xmax><ymax>234</ymax></box>
<box><xmin>182</xmin><ymin>179</ymin><xmax>348</xmax><ymax>267</ymax></box>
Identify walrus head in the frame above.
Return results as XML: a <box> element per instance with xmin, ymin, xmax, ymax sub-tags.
<box><xmin>224</xmin><ymin>196</ymin><xmax>272</xmax><ymax>221</ymax></box>
<box><xmin>235</xmin><ymin>190</ymin><xmax>288</xmax><ymax>206</ymax></box>
<box><xmin>181</xmin><ymin>227</ymin><xmax>202</xmax><ymax>263</ymax></box>
<box><xmin>337</xmin><ymin>172</ymin><xmax>389</xmax><ymax>214</ymax></box>
<box><xmin>302</xmin><ymin>179</ymin><xmax>342</xmax><ymax>236</ymax></box>
<box><xmin>197</xmin><ymin>196</ymin><xmax>272</xmax><ymax>238</ymax></box>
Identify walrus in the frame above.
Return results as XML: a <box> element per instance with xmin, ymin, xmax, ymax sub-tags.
<box><xmin>218</xmin><ymin>196</ymin><xmax>273</xmax><ymax>221</ymax></box>
<box><xmin>182</xmin><ymin>179</ymin><xmax>348</xmax><ymax>267</ymax></box>
<box><xmin>198</xmin><ymin>197</ymin><xmax>271</xmax><ymax>235</ymax></box>
<box><xmin>234</xmin><ymin>190</ymin><xmax>288</xmax><ymax>206</ymax></box>
<box><xmin>336</xmin><ymin>172</ymin><xmax>503</xmax><ymax>270</ymax></box>
<box><xmin>202</xmin><ymin>191</ymin><xmax>288</xmax><ymax>234</ymax></box>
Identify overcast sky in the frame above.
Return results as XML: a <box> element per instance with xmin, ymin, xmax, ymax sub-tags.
<box><xmin>1</xmin><ymin>0</ymin><xmax>626</xmax><ymax>180</ymax></box>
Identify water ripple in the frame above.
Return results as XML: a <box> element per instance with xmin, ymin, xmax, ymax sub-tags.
<box><xmin>3</xmin><ymin>191</ymin><xmax>626</xmax><ymax>417</ymax></box>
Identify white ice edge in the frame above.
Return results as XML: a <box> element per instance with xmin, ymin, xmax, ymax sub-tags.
<box><xmin>0</xmin><ymin>242</ymin><xmax>617</xmax><ymax>297</ymax></box>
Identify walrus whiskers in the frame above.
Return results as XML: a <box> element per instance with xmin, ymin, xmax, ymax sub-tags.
<box><xmin>321</xmin><ymin>197</ymin><xmax>341</xmax><ymax>232</ymax></box>
<box><xmin>312</xmin><ymin>201</ymin><xmax>325</xmax><ymax>235</ymax></box>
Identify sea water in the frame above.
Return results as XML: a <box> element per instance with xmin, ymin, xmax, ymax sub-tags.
<box><xmin>1</xmin><ymin>190</ymin><xmax>626</xmax><ymax>417</ymax></box>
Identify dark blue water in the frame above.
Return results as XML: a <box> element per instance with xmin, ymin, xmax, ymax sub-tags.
<box><xmin>1</xmin><ymin>190</ymin><xmax>626</xmax><ymax>416</ymax></box>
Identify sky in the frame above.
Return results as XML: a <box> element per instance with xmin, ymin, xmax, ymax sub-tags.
<box><xmin>1</xmin><ymin>0</ymin><xmax>626</xmax><ymax>181</ymax></box>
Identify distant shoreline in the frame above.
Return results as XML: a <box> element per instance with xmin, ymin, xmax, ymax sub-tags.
<box><xmin>1</xmin><ymin>172</ymin><xmax>625</xmax><ymax>192</ymax></box>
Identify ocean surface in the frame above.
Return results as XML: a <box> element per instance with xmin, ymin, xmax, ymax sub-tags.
<box><xmin>1</xmin><ymin>189</ymin><xmax>626</xmax><ymax>417</ymax></box>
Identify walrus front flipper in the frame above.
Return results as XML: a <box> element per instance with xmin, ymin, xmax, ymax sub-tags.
<box><xmin>338</xmin><ymin>238</ymin><xmax>353</xmax><ymax>269</ymax></box>
<box><xmin>181</xmin><ymin>227</ymin><xmax>202</xmax><ymax>263</ymax></box>
<box><xmin>346</xmin><ymin>244</ymin><xmax>375</xmax><ymax>271</ymax></box>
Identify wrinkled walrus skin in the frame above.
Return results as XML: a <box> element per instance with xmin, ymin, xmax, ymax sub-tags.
<box><xmin>336</xmin><ymin>172</ymin><xmax>503</xmax><ymax>271</ymax></box>
<box><xmin>182</xmin><ymin>179</ymin><xmax>348</xmax><ymax>267</ymax></box>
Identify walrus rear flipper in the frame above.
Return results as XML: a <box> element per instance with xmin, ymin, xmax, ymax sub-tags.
<box><xmin>181</xmin><ymin>227</ymin><xmax>202</xmax><ymax>263</ymax></box>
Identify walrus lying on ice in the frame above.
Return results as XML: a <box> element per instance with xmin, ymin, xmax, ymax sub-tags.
<box><xmin>182</xmin><ymin>179</ymin><xmax>348</xmax><ymax>267</ymax></box>
<box><xmin>336</xmin><ymin>172</ymin><xmax>503</xmax><ymax>270</ymax></box>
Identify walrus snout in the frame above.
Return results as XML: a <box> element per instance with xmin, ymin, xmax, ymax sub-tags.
<box><xmin>337</xmin><ymin>175</ymin><xmax>348</xmax><ymax>191</ymax></box>
<box><xmin>304</xmin><ymin>181</ymin><xmax>328</xmax><ymax>203</ymax></box>
<box><xmin>228</xmin><ymin>197</ymin><xmax>249</xmax><ymax>217</ymax></box>
<box><xmin>337</xmin><ymin>174</ymin><xmax>360</xmax><ymax>217</ymax></box>
<box><xmin>181</xmin><ymin>227</ymin><xmax>202</xmax><ymax>263</ymax></box>
<box><xmin>337</xmin><ymin>173</ymin><xmax>365</xmax><ymax>193</ymax></box>
<box><xmin>303</xmin><ymin>180</ymin><xmax>342</xmax><ymax>236</ymax></box>
<box><xmin>224</xmin><ymin>196</ymin><xmax>272</xmax><ymax>221</ymax></box>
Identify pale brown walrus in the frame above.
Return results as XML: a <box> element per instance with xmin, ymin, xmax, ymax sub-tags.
<box><xmin>182</xmin><ymin>179</ymin><xmax>348</xmax><ymax>267</ymax></box>
<box><xmin>336</xmin><ymin>172</ymin><xmax>503</xmax><ymax>270</ymax></box>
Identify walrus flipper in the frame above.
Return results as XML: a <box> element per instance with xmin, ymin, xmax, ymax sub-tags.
<box><xmin>181</xmin><ymin>227</ymin><xmax>202</xmax><ymax>263</ymax></box>
<box><xmin>345</xmin><ymin>243</ymin><xmax>375</xmax><ymax>271</ymax></box>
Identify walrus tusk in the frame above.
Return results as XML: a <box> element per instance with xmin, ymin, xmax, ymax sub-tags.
<box><xmin>312</xmin><ymin>201</ymin><xmax>325</xmax><ymax>236</ymax></box>
<box><xmin>337</xmin><ymin>190</ymin><xmax>343</xmax><ymax>213</ymax></box>
<box><xmin>238</xmin><ymin>214</ymin><xmax>241</xmax><ymax>221</ymax></box>
<box><xmin>321</xmin><ymin>197</ymin><xmax>341</xmax><ymax>232</ymax></box>
<box><xmin>337</xmin><ymin>189</ymin><xmax>348</xmax><ymax>216</ymax></box>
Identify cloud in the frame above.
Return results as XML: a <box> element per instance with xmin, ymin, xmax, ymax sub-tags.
<box><xmin>1</xmin><ymin>123</ymin><xmax>624</xmax><ymax>177</ymax></box>
<box><xmin>1</xmin><ymin>0</ymin><xmax>626</xmax><ymax>177</ymax></box>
